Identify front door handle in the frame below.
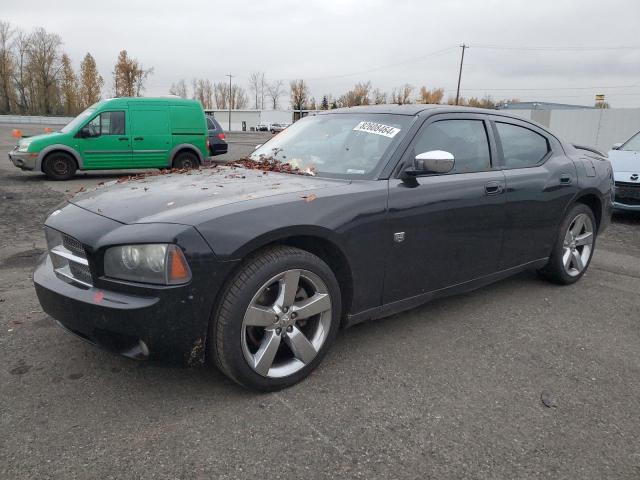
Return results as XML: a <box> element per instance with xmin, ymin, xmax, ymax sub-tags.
<box><xmin>134</xmin><ymin>137</ymin><xmax>144</xmax><ymax>141</ymax></box>
<box><xmin>118</xmin><ymin>137</ymin><xmax>128</xmax><ymax>141</ymax></box>
<box><xmin>484</xmin><ymin>181</ymin><xmax>504</xmax><ymax>195</ymax></box>
<box><xmin>560</xmin><ymin>174</ymin><xmax>573</xmax><ymax>185</ymax></box>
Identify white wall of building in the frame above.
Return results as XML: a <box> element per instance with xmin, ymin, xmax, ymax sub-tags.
<box><xmin>501</xmin><ymin>108</ymin><xmax>640</xmax><ymax>152</ymax></box>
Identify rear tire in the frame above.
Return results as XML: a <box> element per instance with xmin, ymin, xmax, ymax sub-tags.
<box><xmin>172</xmin><ymin>151</ymin><xmax>199</xmax><ymax>169</ymax></box>
<box><xmin>210</xmin><ymin>246</ymin><xmax>341</xmax><ymax>391</ymax></box>
<box><xmin>538</xmin><ymin>203</ymin><xmax>596</xmax><ymax>285</ymax></box>
<box><xmin>42</xmin><ymin>152</ymin><xmax>76</xmax><ymax>180</ymax></box>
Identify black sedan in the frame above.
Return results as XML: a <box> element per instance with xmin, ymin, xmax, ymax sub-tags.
<box><xmin>34</xmin><ymin>105</ymin><xmax>613</xmax><ymax>391</ymax></box>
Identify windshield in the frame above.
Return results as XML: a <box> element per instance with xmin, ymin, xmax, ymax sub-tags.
<box><xmin>250</xmin><ymin>113</ymin><xmax>413</xmax><ymax>179</ymax></box>
<box><xmin>60</xmin><ymin>107</ymin><xmax>96</xmax><ymax>134</ymax></box>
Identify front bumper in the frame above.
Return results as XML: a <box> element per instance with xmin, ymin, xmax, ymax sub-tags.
<box><xmin>8</xmin><ymin>149</ymin><xmax>37</xmax><ymax>171</ymax></box>
<box><xmin>34</xmin><ymin>253</ymin><xmax>210</xmax><ymax>363</ymax></box>
<box><xmin>34</xmin><ymin>203</ymin><xmax>239</xmax><ymax>365</ymax></box>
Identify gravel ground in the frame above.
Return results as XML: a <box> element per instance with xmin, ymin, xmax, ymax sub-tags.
<box><xmin>0</xmin><ymin>124</ymin><xmax>639</xmax><ymax>479</ymax></box>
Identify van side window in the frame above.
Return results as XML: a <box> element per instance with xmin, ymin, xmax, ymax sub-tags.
<box><xmin>87</xmin><ymin>111</ymin><xmax>126</xmax><ymax>136</ymax></box>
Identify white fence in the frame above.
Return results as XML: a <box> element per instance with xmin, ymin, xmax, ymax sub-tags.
<box><xmin>0</xmin><ymin>115</ymin><xmax>73</xmax><ymax>125</ymax></box>
<box><xmin>505</xmin><ymin>108</ymin><xmax>640</xmax><ymax>152</ymax></box>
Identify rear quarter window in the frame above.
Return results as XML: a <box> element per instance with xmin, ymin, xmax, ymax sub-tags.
<box><xmin>496</xmin><ymin>122</ymin><xmax>549</xmax><ymax>168</ymax></box>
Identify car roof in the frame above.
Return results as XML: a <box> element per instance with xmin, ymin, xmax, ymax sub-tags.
<box><xmin>94</xmin><ymin>97</ymin><xmax>202</xmax><ymax>109</ymax></box>
<box><xmin>320</xmin><ymin>103</ymin><xmax>529</xmax><ymax>120</ymax></box>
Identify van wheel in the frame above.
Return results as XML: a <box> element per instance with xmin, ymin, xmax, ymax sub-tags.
<box><xmin>172</xmin><ymin>151</ymin><xmax>199</xmax><ymax>169</ymax></box>
<box><xmin>42</xmin><ymin>152</ymin><xmax>77</xmax><ymax>180</ymax></box>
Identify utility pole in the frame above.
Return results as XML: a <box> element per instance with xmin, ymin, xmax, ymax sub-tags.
<box><xmin>455</xmin><ymin>44</ymin><xmax>468</xmax><ymax>106</ymax></box>
<box><xmin>226</xmin><ymin>74</ymin><xmax>234</xmax><ymax>131</ymax></box>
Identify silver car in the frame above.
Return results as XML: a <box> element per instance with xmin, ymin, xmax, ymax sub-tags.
<box><xmin>609</xmin><ymin>131</ymin><xmax>640</xmax><ymax>211</ymax></box>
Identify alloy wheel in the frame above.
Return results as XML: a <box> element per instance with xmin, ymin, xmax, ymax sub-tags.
<box><xmin>562</xmin><ymin>213</ymin><xmax>594</xmax><ymax>277</ymax></box>
<box><xmin>241</xmin><ymin>269</ymin><xmax>332</xmax><ymax>378</ymax></box>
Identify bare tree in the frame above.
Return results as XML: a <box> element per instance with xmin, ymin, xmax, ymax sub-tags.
<box><xmin>78</xmin><ymin>53</ymin><xmax>103</xmax><ymax>109</ymax></box>
<box><xmin>214</xmin><ymin>81</ymin><xmax>227</xmax><ymax>109</ymax></box>
<box><xmin>0</xmin><ymin>21</ymin><xmax>15</xmax><ymax>113</ymax></box>
<box><xmin>391</xmin><ymin>84</ymin><xmax>414</xmax><ymax>105</ymax></box>
<box><xmin>266</xmin><ymin>80</ymin><xmax>284</xmax><ymax>109</ymax></box>
<box><xmin>192</xmin><ymin>78</ymin><xmax>213</xmax><ymax>108</ymax></box>
<box><xmin>59</xmin><ymin>53</ymin><xmax>79</xmax><ymax>115</ymax></box>
<box><xmin>290</xmin><ymin>79</ymin><xmax>309</xmax><ymax>111</ymax></box>
<box><xmin>417</xmin><ymin>86</ymin><xmax>444</xmax><ymax>104</ymax></box>
<box><xmin>339</xmin><ymin>81</ymin><xmax>371</xmax><ymax>107</ymax></box>
<box><xmin>229</xmin><ymin>85</ymin><xmax>248</xmax><ymax>109</ymax></box>
<box><xmin>169</xmin><ymin>79</ymin><xmax>188</xmax><ymax>98</ymax></box>
<box><xmin>248</xmin><ymin>71</ymin><xmax>266</xmax><ymax>109</ymax></box>
<box><xmin>371</xmin><ymin>88</ymin><xmax>387</xmax><ymax>105</ymax></box>
<box><xmin>11</xmin><ymin>30</ymin><xmax>32</xmax><ymax>113</ymax></box>
<box><xmin>27</xmin><ymin>27</ymin><xmax>63</xmax><ymax>114</ymax></box>
<box><xmin>112</xmin><ymin>49</ymin><xmax>153</xmax><ymax>97</ymax></box>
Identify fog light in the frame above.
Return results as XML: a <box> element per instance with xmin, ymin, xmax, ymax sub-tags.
<box><xmin>139</xmin><ymin>339</ymin><xmax>149</xmax><ymax>357</ymax></box>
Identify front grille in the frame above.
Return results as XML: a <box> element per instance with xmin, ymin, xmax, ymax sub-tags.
<box><xmin>615</xmin><ymin>181</ymin><xmax>640</xmax><ymax>205</ymax></box>
<box><xmin>63</xmin><ymin>235</ymin><xmax>85</xmax><ymax>257</ymax></box>
<box><xmin>45</xmin><ymin>227</ymin><xmax>93</xmax><ymax>288</ymax></box>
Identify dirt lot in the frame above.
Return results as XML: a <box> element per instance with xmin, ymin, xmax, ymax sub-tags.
<box><xmin>1</xmin><ymin>124</ymin><xmax>639</xmax><ymax>479</ymax></box>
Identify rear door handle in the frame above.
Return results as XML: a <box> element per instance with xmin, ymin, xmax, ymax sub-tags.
<box><xmin>560</xmin><ymin>174</ymin><xmax>573</xmax><ymax>185</ymax></box>
<box><xmin>118</xmin><ymin>137</ymin><xmax>128</xmax><ymax>141</ymax></box>
<box><xmin>484</xmin><ymin>181</ymin><xmax>504</xmax><ymax>195</ymax></box>
<box><xmin>134</xmin><ymin>137</ymin><xmax>144</xmax><ymax>141</ymax></box>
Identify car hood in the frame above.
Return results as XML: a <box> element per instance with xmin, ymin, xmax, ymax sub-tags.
<box><xmin>70</xmin><ymin>167</ymin><xmax>350</xmax><ymax>225</ymax></box>
<box><xmin>608</xmin><ymin>150</ymin><xmax>640</xmax><ymax>174</ymax></box>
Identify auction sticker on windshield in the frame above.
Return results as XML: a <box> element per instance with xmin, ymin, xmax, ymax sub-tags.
<box><xmin>353</xmin><ymin>121</ymin><xmax>401</xmax><ymax>138</ymax></box>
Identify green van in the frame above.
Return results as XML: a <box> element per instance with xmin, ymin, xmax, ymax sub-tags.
<box><xmin>9</xmin><ymin>97</ymin><xmax>209</xmax><ymax>180</ymax></box>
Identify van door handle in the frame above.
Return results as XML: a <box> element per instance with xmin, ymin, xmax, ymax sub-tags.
<box><xmin>560</xmin><ymin>174</ymin><xmax>572</xmax><ymax>185</ymax></box>
<box><xmin>484</xmin><ymin>181</ymin><xmax>504</xmax><ymax>195</ymax></box>
<box><xmin>118</xmin><ymin>137</ymin><xmax>128</xmax><ymax>141</ymax></box>
<box><xmin>134</xmin><ymin>137</ymin><xmax>144</xmax><ymax>141</ymax></box>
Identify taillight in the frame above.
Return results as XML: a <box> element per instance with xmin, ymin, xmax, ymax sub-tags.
<box><xmin>206</xmin><ymin>139</ymin><xmax>210</xmax><ymax>149</ymax></box>
<box><xmin>217</xmin><ymin>133</ymin><xmax>225</xmax><ymax>140</ymax></box>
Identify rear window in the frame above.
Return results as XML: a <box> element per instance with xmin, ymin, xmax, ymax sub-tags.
<box><xmin>496</xmin><ymin>122</ymin><xmax>549</xmax><ymax>168</ymax></box>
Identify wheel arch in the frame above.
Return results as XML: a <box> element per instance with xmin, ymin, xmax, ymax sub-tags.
<box><xmin>572</xmin><ymin>190</ymin><xmax>603</xmax><ymax>231</ymax></box>
<box><xmin>38</xmin><ymin>145</ymin><xmax>82</xmax><ymax>172</ymax></box>
<box><xmin>216</xmin><ymin>227</ymin><xmax>355</xmax><ymax>325</ymax></box>
<box><xmin>169</xmin><ymin>144</ymin><xmax>204</xmax><ymax>166</ymax></box>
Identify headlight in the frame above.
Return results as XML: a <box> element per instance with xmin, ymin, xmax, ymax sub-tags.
<box><xmin>17</xmin><ymin>143</ymin><xmax>30</xmax><ymax>152</ymax></box>
<box><xmin>104</xmin><ymin>244</ymin><xmax>191</xmax><ymax>285</ymax></box>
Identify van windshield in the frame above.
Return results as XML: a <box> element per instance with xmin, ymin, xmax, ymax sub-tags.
<box><xmin>60</xmin><ymin>108</ymin><xmax>95</xmax><ymax>134</ymax></box>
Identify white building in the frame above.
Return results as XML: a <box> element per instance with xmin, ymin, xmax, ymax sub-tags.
<box><xmin>204</xmin><ymin>109</ymin><xmax>321</xmax><ymax>131</ymax></box>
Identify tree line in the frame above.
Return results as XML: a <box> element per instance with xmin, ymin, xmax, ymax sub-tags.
<box><xmin>0</xmin><ymin>20</ymin><xmax>153</xmax><ymax>116</ymax></box>
<box><xmin>288</xmin><ymin>80</ymin><xmax>521</xmax><ymax>111</ymax></box>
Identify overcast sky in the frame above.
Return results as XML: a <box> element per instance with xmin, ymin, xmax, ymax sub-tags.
<box><xmin>4</xmin><ymin>0</ymin><xmax>640</xmax><ymax>107</ymax></box>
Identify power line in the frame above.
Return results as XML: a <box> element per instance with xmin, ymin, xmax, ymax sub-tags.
<box><xmin>451</xmin><ymin>84</ymin><xmax>639</xmax><ymax>92</ymax></box>
<box><xmin>306</xmin><ymin>46</ymin><xmax>457</xmax><ymax>81</ymax></box>
<box><xmin>225</xmin><ymin>74</ymin><xmax>233</xmax><ymax>130</ymax></box>
<box><xmin>472</xmin><ymin>44</ymin><xmax>640</xmax><ymax>51</ymax></box>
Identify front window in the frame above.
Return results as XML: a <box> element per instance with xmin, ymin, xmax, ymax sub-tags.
<box><xmin>60</xmin><ymin>107</ymin><xmax>95</xmax><ymax>134</ymax></box>
<box><xmin>621</xmin><ymin>131</ymin><xmax>640</xmax><ymax>152</ymax></box>
<box><xmin>250</xmin><ymin>113</ymin><xmax>414</xmax><ymax>179</ymax></box>
<box><xmin>84</xmin><ymin>111</ymin><xmax>126</xmax><ymax>137</ymax></box>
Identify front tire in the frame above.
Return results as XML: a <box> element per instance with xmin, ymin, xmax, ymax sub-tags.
<box><xmin>42</xmin><ymin>152</ymin><xmax>77</xmax><ymax>180</ymax></box>
<box><xmin>539</xmin><ymin>203</ymin><xmax>596</xmax><ymax>285</ymax></box>
<box><xmin>211</xmin><ymin>246</ymin><xmax>341</xmax><ymax>391</ymax></box>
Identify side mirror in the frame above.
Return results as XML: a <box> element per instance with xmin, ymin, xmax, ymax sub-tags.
<box><xmin>79</xmin><ymin>127</ymin><xmax>93</xmax><ymax>138</ymax></box>
<box><xmin>612</xmin><ymin>143</ymin><xmax>623</xmax><ymax>150</ymax></box>
<box><xmin>406</xmin><ymin>150</ymin><xmax>455</xmax><ymax>176</ymax></box>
